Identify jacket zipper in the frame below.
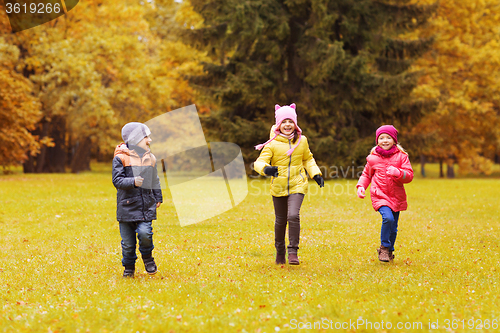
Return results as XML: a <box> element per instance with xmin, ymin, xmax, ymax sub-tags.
<box><xmin>287</xmin><ymin>139</ymin><xmax>292</xmax><ymax>195</ymax></box>
<box><xmin>141</xmin><ymin>153</ymin><xmax>146</xmax><ymax>220</ymax></box>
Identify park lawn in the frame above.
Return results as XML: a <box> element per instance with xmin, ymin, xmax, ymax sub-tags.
<box><xmin>0</xmin><ymin>164</ymin><xmax>499</xmax><ymax>332</ymax></box>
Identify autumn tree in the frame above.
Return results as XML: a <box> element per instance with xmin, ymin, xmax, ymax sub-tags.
<box><xmin>180</xmin><ymin>0</ymin><xmax>437</xmax><ymax>174</ymax></box>
<box><xmin>0</xmin><ymin>11</ymin><xmax>42</xmax><ymax>170</ymax></box>
<box><xmin>1</xmin><ymin>0</ymin><xmax>199</xmax><ymax>172</ymax></box>
<box><xmin>145</xmin><ymin>0</ymin><xmax>211</xmax><ymax>111</ymax></box>
<box><xmin>408</xmin><ymin>0</ymin><xmax>500</xmax><ymax>176</ymax></box>
<box><xmin>10</xmin><ymin>0</ymin><xmax>159</xmax><ymax>172</ymax></box>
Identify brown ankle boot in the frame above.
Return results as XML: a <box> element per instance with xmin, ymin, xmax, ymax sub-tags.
<box><xmin>377</xmin><ymin>246</ymin><xmax>390</xmax><ymax>262</ymax></box>
<box><xmin>288</xmin><ymin>253</ymin><xmax>300</xmax><ymax>265</ymax></box>
<box><xmin>276</xmin><ymin>253</ymin><xmax>286</xmax><ymax>265</ymax></box>
<box><xmin>389</xmin><ymin>251</ymin><xmax>395</xmax><ymax>261</ymax></box>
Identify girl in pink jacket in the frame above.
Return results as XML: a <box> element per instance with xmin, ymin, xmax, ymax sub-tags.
<box><xmin>356</xmin><ymin>125</ymin><xmax>413</xmax><ymax>262</ymax></box>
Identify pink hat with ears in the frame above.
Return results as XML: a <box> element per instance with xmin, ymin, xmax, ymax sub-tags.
<box><xmin>255</xmin><ymin>103</ymin><xmax>302</xmax><ymax>156</ymax></box>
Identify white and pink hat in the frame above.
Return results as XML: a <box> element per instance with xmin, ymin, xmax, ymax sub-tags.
<box><xmin>255</xmin><ymin>103</ymin><xmax>302</xmax><ymax>156</ymax></box>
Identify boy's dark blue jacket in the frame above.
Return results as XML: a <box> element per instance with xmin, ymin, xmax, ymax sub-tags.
<box><xmin>112</xmin><ymin>143</ymin><xmax>163</xmax><ymax>222</ymax></box>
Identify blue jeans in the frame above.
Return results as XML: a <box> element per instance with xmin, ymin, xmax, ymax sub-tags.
<box><xmin>119</xmin><ymin>222</ymin><xmax>154</xmax><ymax>266</ymax></box>
<box><xmin>378</xmin><ymin>206</ymin><xmax>400</xmax><ymax>252</ymax></box>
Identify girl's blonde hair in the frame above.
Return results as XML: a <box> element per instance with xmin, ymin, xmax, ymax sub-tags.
<box><xmin>370</xmin><ymin>144</ymin><xmax>408</xmax><ymax>155</ymax></box>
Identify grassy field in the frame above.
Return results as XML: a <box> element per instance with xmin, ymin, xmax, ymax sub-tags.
<box><xmin>1</xmin><ymin>163</ymin><xmax>500</xmax><ymax>332</ymax></box>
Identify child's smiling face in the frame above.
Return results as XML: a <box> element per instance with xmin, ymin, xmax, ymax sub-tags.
<box><xmin>137</xmin><ymin>135</ymin><xmax>152</xmax><ymax>150</ymax></box>
<box><xmin>280</xmin><ymin>119</ymin><xmax>295</xmax><ymax>136</ymax></box>
<box><xmin>377</xmin><ymin>134</ymin><xmax>395</xmax><ymax>150</ymax></box>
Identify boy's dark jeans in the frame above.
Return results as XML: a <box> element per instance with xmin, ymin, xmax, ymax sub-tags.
<box><xmin>119</xmin><ymin>221</ymin><xmax>154</xmax><ymax>266</ymax></box>
<box><xmin>272</xmin><ymin>194</ymin><xmax>305</xmax><ymax>255</ymax></box>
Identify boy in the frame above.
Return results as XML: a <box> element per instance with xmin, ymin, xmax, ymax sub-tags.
<box><xmin>112</xmin><ymin>122</ymin><xmax>163</xmax><ymax>277</ymax></box>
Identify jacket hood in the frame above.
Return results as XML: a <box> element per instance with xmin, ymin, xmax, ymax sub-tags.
<box><xmin>269</xmin><ymin>125</ymin><xmax>277</xmax><ymax>139</ymax></box>
<box><xmin>114</xmin><ymin>143</ymin><xmax>151</xmax><ymax>157</ymax></box>
<box><xmin>114</xmin><ymin>143</ymin><xmax>130</xmax><ymax>158</ymax></box>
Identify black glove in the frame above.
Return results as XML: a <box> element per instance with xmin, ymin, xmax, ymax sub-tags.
<box><xmin>313</xmin><ymin>175</ymin><xmax>324</xmax><ymax>188</ymax></box>
<box><xmin>264</xmin><ymin>166</ymin><xmax>279</xmax><ymax>177</ymax></box>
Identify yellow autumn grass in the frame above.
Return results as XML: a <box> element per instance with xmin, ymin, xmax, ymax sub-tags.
<box><xmin>1</xmin><ymin>163</ymin><xmax>499</xmax><ymax>332</ymax></box>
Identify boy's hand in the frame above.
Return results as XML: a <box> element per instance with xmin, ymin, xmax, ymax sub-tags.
<box><xmin>357</xmin><ymin>186</ymin><xmax>366</xmax><ymax>199</ymax></box>
<box><xmin>134</xmin><ymin>176</ymin><xmax>144</xmax><ymax>187</ymax></box>
<box><xmin>156</xmin><ymin>202</ymin><xmax>161</xmax><ymax>208</ymax></box>
<box><xmin>386</xmin><ymin>166</ymin><xmax>401</xmax><ymax>178</ymax></box>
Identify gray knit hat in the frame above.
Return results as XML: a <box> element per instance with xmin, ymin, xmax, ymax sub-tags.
<box><xmin>121</xmin><ymin>122</ymin><xmax>151</xmax><ymax>146</ymax></box>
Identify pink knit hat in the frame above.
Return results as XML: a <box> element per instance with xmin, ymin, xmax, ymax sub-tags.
<box><xmin>376</xmin><ymin>125</ymin><xmax>398</xmax><ymax>144</ymax></box>
<box><xmin>255</xmin><ymin>103</ymin><xmax>302</xmax><ymax>156</ymax></box>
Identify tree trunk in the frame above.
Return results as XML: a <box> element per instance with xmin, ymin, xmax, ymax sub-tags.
<box><xmin>446</xmin><ymin>160</ymin><xmax>455</xmax><ymax>178</ymax></box>
<box><xmin>35</xmin><ymin>121</ymin><xmax>50</xmax><ymax>173</ymax></box>
<box><xmin>23</xmin><ymin>119</ymin><xmax>45</xmax><ymax>173</ymax></box>
<box><xmin>22</xmin><ymin>117</ymin><xmax>68</xmax><ymax>173</ymax></box>
<box><xmin>42</xmin><ymin>115</ymin><xmax>66</xmax><ymax>172</ymax></box>
<box><xmin>439</xmin><ymin>159</ymin><xmax>444</xmax><ymax>178</ymax></box>
<box><xmin>420</xmin><ymin>154</ymin><xmax>426</xmax><ymax>177</ymax></box>
<box><xmin>23</xmin><ymin>154</ymin><xmax>35</xmax><ymax>173</ymax></box>
<box><xmin>70</xmin><ymin>136</ymin><xmax>92</xmax><ymax>173</ymax></box>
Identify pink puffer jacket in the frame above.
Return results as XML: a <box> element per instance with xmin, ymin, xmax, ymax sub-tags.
<box><xmin>357</xmin><ymin>149</ymin><xmax>413</xmax><ymax>212</ymax></box>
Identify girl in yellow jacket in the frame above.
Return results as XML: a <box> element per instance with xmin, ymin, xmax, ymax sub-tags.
<box><xmin>254</xmin><ymin>103</ymin><xmax>324</xmax><ymax>265</ymax></box>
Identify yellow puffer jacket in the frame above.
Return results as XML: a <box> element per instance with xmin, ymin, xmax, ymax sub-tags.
<box><xmin>254</xmin><ymin>126</ymin><xmax>322</xmax><ymax>197</ymax></box>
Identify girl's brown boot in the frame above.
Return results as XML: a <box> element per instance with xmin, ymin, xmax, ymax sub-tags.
<box><xmin>288</xmin><ymin>253</ymin><xmax>300</xmax><ymax>265</ymax></box>
<box><xmin>377</xmin><ymin>246</ymin><xmax>390</xmax><ymax>262</ymax></box>
<box><xmin>276</xmin><ymin>253</ymin><xmax>286</xmax><ymax>265</ymax></box>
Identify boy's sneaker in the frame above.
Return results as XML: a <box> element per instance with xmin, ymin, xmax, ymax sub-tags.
<box><xmin>377</xmin><ymin>246</ymin><xmax>390</xmax><ymax>262</ymax></box>
<box><xmin>143</xmin><ymin>256</ymin><xmax>157</xmax><ymax>275</ymax></box>
<box><xmin>123</xmin><ymin>265</ymin><xmax>135</xmax><ymax>278</ymax></box>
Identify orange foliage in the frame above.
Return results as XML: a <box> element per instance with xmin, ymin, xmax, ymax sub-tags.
<box><xmin>409</xmin><ymin>0</ymin><xmax>500</xmax><ymax>174</ymax></box>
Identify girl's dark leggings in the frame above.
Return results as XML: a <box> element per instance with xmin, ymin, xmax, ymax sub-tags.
<box><xmin>272</xmin><ymin>193</ymin><xmax>305</xmax><ymax>255</ymax></box>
